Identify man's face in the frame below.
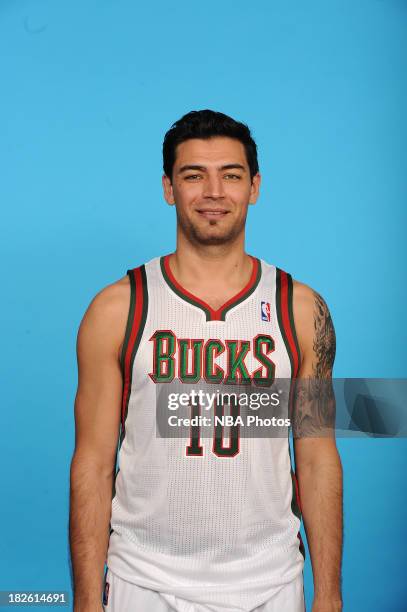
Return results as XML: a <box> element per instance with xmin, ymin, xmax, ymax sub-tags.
<box><xmin>162</xmin><ymin>137</ymin><xmax>261</xmax><ymax>246</ymax></box>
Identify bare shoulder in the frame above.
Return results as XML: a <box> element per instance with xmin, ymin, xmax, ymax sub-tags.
<box><xmin>292</xmin><ymin>279</ymin><xmax>336</xmax><ymax>377</ymax></box>
<box><xmin>77</xmin><ymin>274</ymin><xmax>130</xmax><ymax>361</ymax></box>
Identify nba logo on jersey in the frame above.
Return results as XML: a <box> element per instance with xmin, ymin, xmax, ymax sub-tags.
<box><xmin>261</xmin><ymin>301</ymin><xmax>271</xmax><ymax>321</ymax></box>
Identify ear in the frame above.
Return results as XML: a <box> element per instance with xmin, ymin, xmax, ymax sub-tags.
<box><xmin>248</xmin><ymin>173</ymin><xmax>261</xmax><ymax>205</ymax></box>
<box><xmin>162</xmin><ymin>174</ymin><xmax>175</xmax><ymax>205</ymax></box>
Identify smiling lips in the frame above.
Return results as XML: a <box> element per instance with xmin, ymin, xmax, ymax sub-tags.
<box><xmin>196</xmin><ymin>209</ymin><xmax>229</xmax><ymax>219</ymax></box>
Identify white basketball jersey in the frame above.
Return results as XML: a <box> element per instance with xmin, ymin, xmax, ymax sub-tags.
<box><xmin>107</xmin><ymin>255</ymin><xmax>305</xmax><ymax>611</ymax></box>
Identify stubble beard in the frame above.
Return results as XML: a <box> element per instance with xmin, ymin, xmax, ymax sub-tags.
<box><xmin>176</xmin><ymin>210</ymin><xmax>247</xmax><ymax>247</ymax></box>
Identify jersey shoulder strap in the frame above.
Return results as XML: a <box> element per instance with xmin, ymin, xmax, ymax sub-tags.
<box><xmin>275</xmin><ymin>267</ymin><xmax>302</xmax><ymax>377</ymax></box>
<box><xmin>120</xmin><ymin>264</ymin><xmax>149</xmax><ymax>441</ymax></box>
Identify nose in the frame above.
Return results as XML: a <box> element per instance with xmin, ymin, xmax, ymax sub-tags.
<box><xmin>202</xmin><ymin>174</ymin><xmax>225</xmax><ymax>199</ymax></box>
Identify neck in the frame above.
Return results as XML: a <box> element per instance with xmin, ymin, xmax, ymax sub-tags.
<box><xmin>170</xmin><ymin>230</ymin><xmax>252</xmax><ymax>288</ymax></box>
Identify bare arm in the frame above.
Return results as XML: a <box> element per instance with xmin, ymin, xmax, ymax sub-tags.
<box><xmin>292</xmin><ymin>283</ymin><xmax>343</xmax><ymax>612</ymax></box>
<box><xmin>69</xmin><ymin>279</ymin><xmax>129</xmax><ymax>611</ymax></box>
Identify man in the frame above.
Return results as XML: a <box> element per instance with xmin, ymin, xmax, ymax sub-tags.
<box><xmin>69</xmin><ymin>110</ymin><xmax>343</xmax><ymax>612</ymax></box>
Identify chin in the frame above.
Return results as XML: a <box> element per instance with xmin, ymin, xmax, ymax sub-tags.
<box><xmin>196</xmin><ymin>236</ymin><xmax>231</xmax><ymax>246</ymax></box>
<box><xmin>192</xmin><ymin>229</ymin><xmax>239</xmax><ymax>246</ymax></box>
<box><xmin>179</xmin><ymin>216</ymin><xmax>244</xmax><ymax>246</ymax></box>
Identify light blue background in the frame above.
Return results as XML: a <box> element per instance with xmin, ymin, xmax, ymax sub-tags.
<box><xmin>1</xmin><ymin>0</ymin><xmax>406</xmax><ymax>610</ymax></box>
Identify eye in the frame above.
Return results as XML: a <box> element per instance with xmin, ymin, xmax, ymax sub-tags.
<box><xmin>224</xmin><ymin>174</ymin><xmax>241</xmax><ymax>180</ymax></box>
<box><xmin>185</xmin><ymin>174</ymin><xmax>202</xmax><ymax>180</ymax></box>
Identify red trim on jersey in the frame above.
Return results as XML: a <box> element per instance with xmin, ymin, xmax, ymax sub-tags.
<box><xmin>121</xmin><ymin>267</ymin><xmax>144</xmax><ymax>431</ymax></box>
<box><xmin>279</xmin><ymin>270</ymin><xmax>300</xmax><ymax>377</ymax></box>
<box><xmin>163</xmin><ymin>254</ymin><xmax>259</xmax><ymax>321</ymax></box>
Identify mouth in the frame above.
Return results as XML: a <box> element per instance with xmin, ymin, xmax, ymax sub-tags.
<box><xmin>196</xmin><ymin>209</ymin><xmax>230</xmax><ymax>220</ymax></box>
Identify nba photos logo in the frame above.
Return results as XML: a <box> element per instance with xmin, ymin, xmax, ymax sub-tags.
<box><xmin>261</xmin><ymin>301</ymin><xmax>271</xmax><ymax>322</ymax></box>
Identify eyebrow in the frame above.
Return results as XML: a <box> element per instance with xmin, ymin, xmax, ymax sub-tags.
<box><xmin>177</xmin><ymin>163</ymin><xmax>246</xmax><ymax>174</ymax></box>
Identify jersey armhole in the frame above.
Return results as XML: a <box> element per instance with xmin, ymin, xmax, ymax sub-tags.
<box><xmin>275</xmin><ymin>268</ymin><xmax>302</xmax><ymax>378</ymax></box>
<box><xmin>287</xmin><ymin>272</ymin><xmax>302</xmax><ymax>374</ymax></box>
<box><xmin>119</xmin><ymin>269</ymin><xmax>136</xmax><ymax>376</ymax></box>
<box><xmin>119</xmin><ymin>265</ymin><xmax>149</xmax><ymax>444</ymax></box>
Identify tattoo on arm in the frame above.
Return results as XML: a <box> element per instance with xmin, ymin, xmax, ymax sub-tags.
<box><xmin>291</xmin><ymin>291</ymin><xmax>337</xmax><ymax>438</ymax></box>
<box><xmin>312</xmin><ymin>291</ymin><xmax>336</xmax><ymax>378</ymax></box>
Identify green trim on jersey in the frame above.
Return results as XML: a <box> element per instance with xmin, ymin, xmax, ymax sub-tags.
<box><xmin>276</xmin><ymin>268</ymin><xmax>295</xmax><ymax>377</ymax></box>
<box><xmin>160</xmin><ymin>255</ymin><xmax>262</xmax><ymax>322</ymax></box>
<box><xmin>113</xmin><ymin>265</ymin><xmax>149</xmax><ymax>509</ymax></box>
<box><xmin>119</xmin><ymin>268</ymin><xmax>137</xmax><ymax>375</ymax></box>
<box><xmin>287</xmin><ymin>271</ymin><xmax>302</xmax><ymax>372</ymax></box>
<box><xmin>120</xmin><ymin>265</ymin><xmax>149</xmax><ymax>447</ymax></box>
<box><xmin>220</xmin><ymin>257</ymin><xmax>262</xmax><ymax>321</ymax></box>
<box><xmin>160</xmin><ymin>256</ymin><xmax>212</xmax><ymax>319</ymax></box>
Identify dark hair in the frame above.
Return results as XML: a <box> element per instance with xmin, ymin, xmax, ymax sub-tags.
<box><xmin>163</xmin><ymin>109</ymin><xmax>259</xmax><ymax>182</ymax></box>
